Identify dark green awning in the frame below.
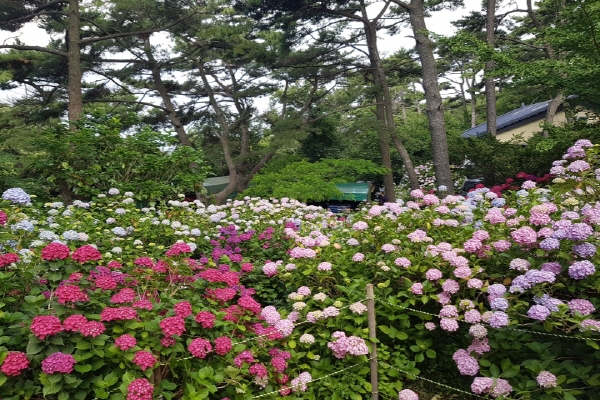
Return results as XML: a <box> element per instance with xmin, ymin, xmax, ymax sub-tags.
<box><xmin>331</xmin><ymin>183</ymin><xmax>372</xmax><ymax>201</ymax></box>
<box><xmin>203</xmin><ymin>176</ymin><xmax>231</xmax><ymax>195</ymax></box>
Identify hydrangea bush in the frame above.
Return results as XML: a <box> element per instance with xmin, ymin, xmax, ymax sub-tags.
<box><xmin>0</xmin><ymin>139</ymin><xmax>599</xmax><ymax>399</ymax></box>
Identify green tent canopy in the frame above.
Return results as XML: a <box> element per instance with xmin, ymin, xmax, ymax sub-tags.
<box><xmin>331</xmin><ymin>182</ymin><xmax>373</xmax><ymax>202</ymax></box>
<box><xmin>203</xmin><ymin>176</ymin><xmax>231</xmax><ymax>195</ymax></box>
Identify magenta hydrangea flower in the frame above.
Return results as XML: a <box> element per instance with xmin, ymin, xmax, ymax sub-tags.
<box><xmin>41</xmin><ymin>352</ymin><xmax>76</xmax><ymax>374</ymax></box>
<box><xmin>0</xmin><ymin>352</ymin><xmax>29</xmax><ymax>376</ymax></box>
<box><xmin>127</xmin><ymin>378</ymin><xmax>154</xmax><ymax>400</ymax></box>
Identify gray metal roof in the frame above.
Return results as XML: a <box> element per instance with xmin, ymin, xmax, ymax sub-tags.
<box><xmin>461</xmin><ymin>100</ymin><xmax>551</xmax><ymax>138</ymax></box>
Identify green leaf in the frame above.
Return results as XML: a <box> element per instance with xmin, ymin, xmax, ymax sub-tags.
<box><xmin>47</xmin><ymin>374</ymin><xmax>63</xmax><ymax>384</ymax></box>
<box><xmin>58</xmin><ymin>391</ymin><xmax>70</xmax><ymax>400</ymax></box>
<box><xmin>43</xmin><ymin>382</ymin><xmax>63</xmax><ymax>396</ymax></box>
<box><xmin>26</xmin><ymin>340</ymin><xmax>45</xmax><ymax>355</ymax></box>
<box><xmin>490</xmin><ymin>363</ymin><xmax>500</xmax><ymax>377</ymax></box>
<box><xmin>379</xmin><ymin>326</ymin><xmax>391</xmax><ymax>335</ymax></box>
<box><xmin>501</xmin><ymin>358</ymin><xmax>512</xmax><ymax>372</ymax></box>
<box><xmin>585</xmin><ymin>340</ymin><xmax>600</xmax><ymax>350</ymax></box>
<box><xmin>74</xmin><ymin>364</ymin><xmax>93</xmax><ymax>373</ymax></box>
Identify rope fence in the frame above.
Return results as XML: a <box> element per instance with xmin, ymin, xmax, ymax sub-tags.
<box><xmin>251</xmin><ymin>358</ymin><xmax>374</xmax><ymax>399</ymax></box>
<box><xmin>162</xmin><ymin>298</ymin><xmax>369</xmax><ymax>365</ymax></box>
<box><xmin>377</xmin><ymin>361</ymin><xmax>490</xmax><ymax>399</ymax></box>
<box><xmin>95</xmin><ymin>285</ymin><xmax>598</xmax><ymax>400</ymax></box>
<box><xmin>376</xmin><ymin>298</ymin><xmax>600</xmax><ymax>342</ymax></box>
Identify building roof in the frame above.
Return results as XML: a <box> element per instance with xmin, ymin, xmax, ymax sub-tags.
<box><xmin>461</xmin><ymin>100</ymin><xmax>552</xmax><ymax>138</ymax></box>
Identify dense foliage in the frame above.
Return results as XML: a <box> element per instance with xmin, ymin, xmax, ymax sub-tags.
<box><xmin>244</xmin><ymin>158</ymin><xmax>387</xmax><ymax>202</ymax></box>
<box><xmin>0</xmin><ymin>139</ymin><xmax>599</xmax><ymax>399</ymax></box>
<box><xmin>26</xmin><ymin>115</ymin><xmax>208</xmax><ymax>202</ymax></box>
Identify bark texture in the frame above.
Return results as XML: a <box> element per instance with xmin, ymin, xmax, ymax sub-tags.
<box><xmin>67</xmin><ymin>0</ymin><xmax>83</xmax><ymax>123</ymax></box>
<box><xmin>398</xmin><ymin>0</ymin><xmax>454</xmax><ymax>193</ymax></box>
<box><xmin>485</xmin><ymin>0</ymin><xmax>497</xmax><ymax>137</ymax></box>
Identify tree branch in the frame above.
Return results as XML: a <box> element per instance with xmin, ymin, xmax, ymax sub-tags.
<box><xmin>0</xmin><ymin>0</ymin><xmax>68</xmax><ymax>26</ymax></box>
<box><xmin>373</xmin><ymin>0</ymin><xmax>392</xmax><ymax>23</ymax></box>
<box><xmin>0</xmin><ymin>45</ymin><xmax>67</xmax><ymax>57</ymax></box>
<box><xmin>82</xmin><ymin>98</ymin><xmax>168</xmax><ymax>111</ymax></box>
<box><xmin>317</xmin><ymin>7</ymin><xmax>365</xmax><ymax>23</ymax></box>
<box><xmin>79</xmin><ymin>13</ymin><xmax>198</xmax><ymax>44</ymax></box>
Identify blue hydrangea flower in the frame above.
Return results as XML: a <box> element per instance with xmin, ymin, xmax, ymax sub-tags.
<box><xmin>112</xmin><ymin>227</ymin><xmax>127</xmax><ymax>237</ymax></box>
<box><xmin>2</xmin><ymin>188</ymin><xmax>31</xmax><ymax>204</ymax></box>
<box><xmin>39</xmin><ymin>230</ymin><xmax>59</xmax><ymax>241</ymax></box>
<box><xmin>491</xmin><ymin>198</ymin><xmax>506</xmax><ymax>207</ymax></box>
<box><xmin>61</xmin><ymin>230</ymin><xmax>80</xmax><ymax>241</ymax></box>
<box><xmin>11</xmin><ymin>220</ymin><xmax>34</xmax><ymax>232</ymax></box>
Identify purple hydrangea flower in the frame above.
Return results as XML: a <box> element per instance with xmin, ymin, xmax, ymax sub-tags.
<box><xmin>568</xmin><ymin>261</ymin><xmax>596</xmax><ymax>280</ymax></box>
<box><xmin>573</xmin><ymin>243</ymin><xmax>596</xmax><ymax>258</ymax></box>
<box><xmin>539</xmin><ymin>238</ymin><xmax>561</xmax><ymax>251</ymax></box>
<box><xmin>487</xmin><ymin>284</ymin><xmax>507</xmax><ymax>297</ymax></box>
<box><xmin>490</xmin><ymin>298</ymin><xmax>509</xmax><ymax>311</ymax></box>
<box><xmin>488</xmin><ymin>311</ymin><xmax>509</xmax><ymax>328</ymax></box>
<box><xmin>527</xmin><ymin>305</ymin><xmax>551</xmax><ymax>321</ymax></box>
<box><xmin>568</xmin><ymin>299</ymin><xmax>595</xmax><ymax>316</ymax></box>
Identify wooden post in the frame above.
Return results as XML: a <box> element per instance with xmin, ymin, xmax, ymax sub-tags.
<box><xmin>367</xmin><ymin>284</ymin><xmax>379</xmax><ymax>400</ymax></box>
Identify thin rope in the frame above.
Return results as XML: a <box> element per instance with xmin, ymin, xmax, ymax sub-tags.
<box><xmin>378</xmin><ymin>360</ymin><xmax>492</xmax><ymax>399</ymax></box>
<box><xmin>252</xmin><ymin>358</ymin><xmax>374</xmax><ymax>398</ymax></box>
<box><xmin>377</xmin><ymin>299</ymin><xmax>600</xmax><ymax>342</ymax></box>
<box><xmin>164</xmin><ymin>299</ymin><xmax>369</xmax><ymax>365</ymax></box>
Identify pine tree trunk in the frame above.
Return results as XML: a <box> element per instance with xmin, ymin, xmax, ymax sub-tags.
<box><xmin>544</xmin><ymin>93</ymin><xmax>565</xmax><ymax>137</ymax></box>
<box><xmin>67</xmin><ymin>0</ymin><xmax>83</xmax><ymax>123</ymax></box>
<box><xmin>374</xmin><ymin>96</ymin><xmax>396</xmax><ymax>203</ymax></box>
<box><xmin>407</xmin><ymin>1</ymin><xmax>454</xmax><ymax>193</ymax></box>
<box><xmin>364</xmin><ymin>20</ymin><xmax>419</xmax><ymax>195</ymax></box>
<box><xmin>485</xmin><ymin>0</ymin><xmax>497</xmax><ymax>137</ymax></box>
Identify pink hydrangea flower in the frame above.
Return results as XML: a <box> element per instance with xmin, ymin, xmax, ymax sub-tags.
<box><xmin>0</xmin><ymin>352</ymin><xmax>29</xmax><ymax>376</ymax></box>
<box><xmin>195</xmin><ymin>311</ymin><xmax>216</xmax><ymax>328</ymax></box>
<box><xmin>132</xmin><ymin>351</ymin><xmax>157</xmax><ymax>371</ymax></box>
<box><xmin>71</xmin><ymin>245</ymin><xmax>102</xmax><ymax>263</ymax></box>
<box><xmin>174</xmin><ymin>301</ymin><xmax>193</xmax><ymax>318</ymax></box>
<box><xmin>115</xmin><ymin>334</ymin><xmax>137</xmax><ymax>351</ymax></box>
<box><xmin>188</xmin><ymin>338</ymin><xmax>212</xmax><ymax>359</ymax></box>
<box><xmin>214</xmin><ymin>336</ymin><xmax>232</xmax><ymax>355</ymax></box>
<box><xmin>160</xmin><ymin>316</ymin><xmax>186</xmax><ymax>337</ymax></box>
<box><xmin>30</xmin><ymin>316</ymin><xmax>63</xmax><ymax>340</ymax></box>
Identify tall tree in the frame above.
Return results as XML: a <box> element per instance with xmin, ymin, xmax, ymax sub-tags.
<box><xmin>390</xmin><ymin>0</ymin><xmax>461</xmax><ymax>193</ymax></box>
<box><xmin>485</xmin><ymin>0</ymin><xmax>497</xmax><ymax>136</ymax></box>
<box><xmin>235</xmin><ymin>0</ymin><xmax>424</xmax><ymax>200</ymax></box>
<box><xmin>0</xmin><ymin>0</ymin><xmax>201</xmax><ymax>122</ymax></box>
